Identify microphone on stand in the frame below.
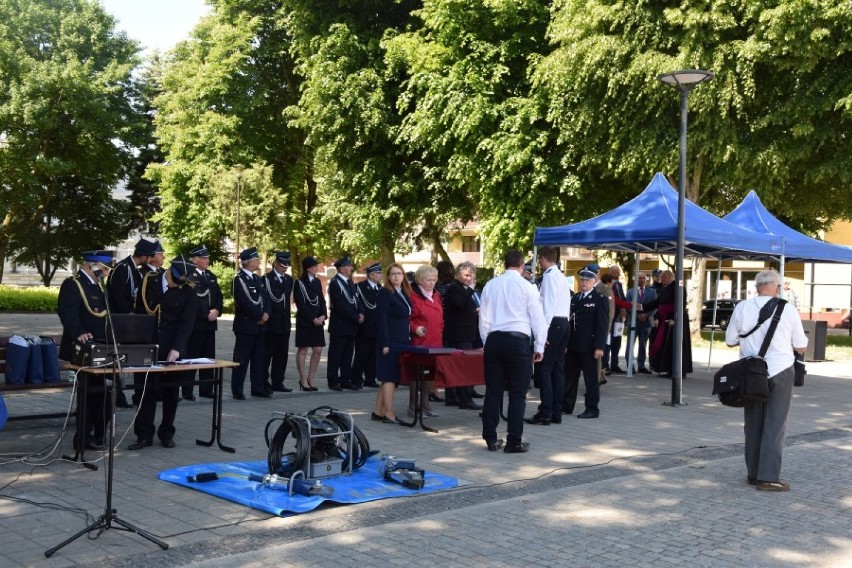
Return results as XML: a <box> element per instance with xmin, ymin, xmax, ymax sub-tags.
<box><xmin>93</xmin><ymin>267</ymin><xmax>106</xmax><ymax>285</ymax></box>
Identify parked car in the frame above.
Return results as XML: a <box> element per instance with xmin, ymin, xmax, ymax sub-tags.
<box><xmin>701</xmin><ymin>299</ymin><xmax>740</xmax><ymax>330</ymax></box>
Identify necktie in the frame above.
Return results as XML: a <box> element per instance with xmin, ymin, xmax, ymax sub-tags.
<box><xmin>471</xmin><ymin>290</ymin><xmax>480</xmax><ymax>307</ymax></box>
<box><xmin>639</xmin><ymin>288</ymin><xmax>644</xmax><ymax>302</ymax></box>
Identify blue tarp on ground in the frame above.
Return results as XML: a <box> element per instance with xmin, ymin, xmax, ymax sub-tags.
<box><xmin>724</xmin><ymin>190</ymin><xmax>852</xmax><ymax>264</ymax></box>
<box><xmin>159</xmin><ymin>456</ymin><xmax>459</xmax><ymax>516</ymax></box>
<box><xmin>534</xmin><ymin>173</ymin><xmax>783</xmax><ymax>258</ymax></box>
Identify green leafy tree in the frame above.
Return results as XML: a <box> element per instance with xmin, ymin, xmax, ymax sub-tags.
<box><xmin>534</xmin><ymin>0</ymin><xmax>852</xmax><ymax>327</ymax></box>
<box><xmin>536</xmin><ymin>0</ymin><xmax>851</xmax><ymax>227</ymax></box>
<box><xmin>124</xmin><ymin>53</ymin><xmax>168</xmax><ymax>236</ymax></box>
<box><xmin>0</xmin><ymin>0</ymin><xmax>141</xmax><ymax>283</ymax></box>
<box><xmin>387</xmin><ymin>0</ymin><xmax>559</xmax><ymax>266</ymax></box>
<box><xmin>149</xmin><ymin>1</ymin><xmax>314</xmax><ymax>268</ymax></box>
<box><xmin>284</xmin><ymin>0</ymin><xmax>481</xmax><ymax>267</ymax></box>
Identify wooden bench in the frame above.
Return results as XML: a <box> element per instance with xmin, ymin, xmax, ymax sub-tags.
<box><xmin>1</xmin><ymin>335</ymin><xmax>72</xmax><ymax>422</ymax></box>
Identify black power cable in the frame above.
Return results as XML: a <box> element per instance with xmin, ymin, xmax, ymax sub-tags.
<box><xmin>265</xmin><ymin>415</ymin><xmax>310</xmax><ymax>477</ymax></box>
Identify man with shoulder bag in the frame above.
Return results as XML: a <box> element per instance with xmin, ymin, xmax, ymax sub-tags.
<box><xmin>724</xmin><ymin>270</ymin><xmax>807</xmax><ymax>492</ymax></box>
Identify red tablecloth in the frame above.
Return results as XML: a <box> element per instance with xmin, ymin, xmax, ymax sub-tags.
<box><xmin>400</xmin><ymin>350</ymin><xmax>484</xmax><ymax>388</ymax></box>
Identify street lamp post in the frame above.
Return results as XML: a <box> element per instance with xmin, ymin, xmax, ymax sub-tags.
<box><xmin>657</xmin><ymin>69</ymin><xmax>713</xmax><ymax>406</ymax></box>
<box><xmin>234</xmin><ymin>164</ymin><xmax>245</xmax><ymax>268</ymax></box>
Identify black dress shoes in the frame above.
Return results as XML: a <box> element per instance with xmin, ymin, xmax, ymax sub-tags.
<box><xmin>251</xmin><ymin>391</ymin><xmax>271</xmax><ymax>398</ymax></box>
<box><xmin>183</xmin><ymin>394</ymin><xmax>196</xmax><ymax>401</ymax></box>
<box><xmin>271</xmin><ymin>385</ymin><xmax>293</xmax><ymax>393</ymax></box>
<box><xmin>341</xmin><ymin>382</ymin><xmax>361</xmax><ymax>390</ymax></box>
<box><xmin>128</xmin><ymin>438</ymin><xmax>153</xmax><ymax>451</ymax></box>
<box><xmin>328</xmin><ymin>384</ymin><xmax>343</xmax><ymax>391</ymax></box>
<box><xmin>637</xmin><ymin>366</ymin><xmax>651</xmax><ymax>374</ymax></box>
<box><xmin>504</xmin><ymin>441</ymin><xmax>530</xmax><ymax>453</ymax></box>
<box><xmin>84</xmin><ymin>442</ymin><xmax>105</xmax><ymax>451</ymax></box>
<box><xmin>470</xmin><ymin>390</ymin><xmax>484</xmax><ymax>399</ymax></box>
<box><xmin>577</xmin><ymin>410</ymin><xmax>599</xmax><ymax>419</ymax></box>
<box><xmin>551</xmin><ymin>417</ymin><xmax>562</xmax><ymax>424</ymax></box>
<box><xmin>524</xmin><ymin>413</ymin><xmax>551</xmax><ymax>425</ymax></box>
<box><xmin>429</xmin><ymin>392</ymin><xmax>445</xmax><ymax>402</ymax></box>
<box><xmin>233</xmin><ymin>393</ymin><xmax>246</xmax><ymax>400</ymax></box>
<box><xmin>561</xmin><ymin>405</ymin><xmax>574</xmax><ymax>415</ymax></box>
<box><xmin>371</xmin><ymin>412</ymin><xmax>385</xmax><ymax>421</ymax></box>
<box><xmin>459</xmin><ymin>402</ymin><xmax>483</xmax><ymax>410</ymax></box>
<box><xmin>610</xmin><ymin>366</ymin><xmax>624</xmax><ymax>374</ymax></box>
<box><xmin>161</xmin><ymin>439</ymin><xmax>176</xmax><ymax>449</ymax></box>
<box><xmin>363</xmin><ymin>381</ymin><xmax>379</xmax><ymax>388</ymax></box>
<box><xmin>486</xmin><ymin>439</ymin><xmax>504</xmax><ymax>452</ymax></box>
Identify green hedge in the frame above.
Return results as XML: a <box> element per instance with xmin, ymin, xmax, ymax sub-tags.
<box><xmin>0</xmin><ymin>284</ymin><xmax>59</xmax><ymax>311</ymax></box>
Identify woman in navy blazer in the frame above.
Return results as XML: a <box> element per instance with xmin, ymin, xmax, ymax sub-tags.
<box><xmin>372</xmin><ymin>263</ymin><xmax>412</xmax><ymax>424</ymax></box>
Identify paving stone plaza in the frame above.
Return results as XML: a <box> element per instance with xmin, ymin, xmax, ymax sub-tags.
<box><xmin>1</xmin><ymin>313</ymin><xmax>850</xmax><ymax>567</ymax></box>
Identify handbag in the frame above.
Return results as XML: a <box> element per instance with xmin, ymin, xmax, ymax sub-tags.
<box><xmin>793</xmin><ymin>351</ymin><xmax>806</xmax><ymax>387</ymax></box>
<box><xmin>712</xmin><ymin>299</ymin><xmax>786</xmax><ymax>407</ymax></box>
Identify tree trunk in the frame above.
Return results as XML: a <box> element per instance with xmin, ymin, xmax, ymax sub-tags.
<box><xmin>429</xmin><ymin>226</ymin><xmax>452</xmax><ymax>265</ymax></box>
<box><xmin>689</xmin><ymin>257</ymin><xmax>706</xmax><ymax>336</ymax></box>
<box><xmin>687</xmin><ymin>161</ymin><xmax>706</xmax><ymax>336</ymax></box>
<box><xmin>0</xmin><ymin>241</ymin><xmax>6</xmax><ymax>284</ymax></box>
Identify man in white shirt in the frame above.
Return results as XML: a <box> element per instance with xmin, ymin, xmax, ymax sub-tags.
<box><xmin>479</xmin><ymin>250</ymin><xmax>548</xmax><ymax>453</ymax></box>
<box><xmin>526</xmin><ymin>246</ymin><xmax>572</xmax><ymax>426</ymax></box>
<box><xmin>726</xmin><ymin>269</ymin><xmax>807</xmax><ymax>491</ymax></box>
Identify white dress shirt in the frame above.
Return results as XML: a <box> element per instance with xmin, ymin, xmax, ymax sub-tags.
<box><xmin>726</xmin><ymin>296</ymin><xmax>808</xmax><ymax>377</ymax></box>
<box><xmin>539</xmin><ymin>265</ymin><xmax>571</xmax><ymax>325</ymax></box>
<box><xmin>479</xmin><ymin>269</ymin><xmax>548</xmax><ymax>353</ymax></box>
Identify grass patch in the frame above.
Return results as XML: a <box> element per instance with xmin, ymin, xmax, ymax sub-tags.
<box><xmin>698</xmin><ymin>330</ymin><xmax>852</xmax><ymax>361</ymax></box>
<box><xmin>0</xmin><ymin>284</ymin><xmax>59</xmax><ymax>311</ymax></box>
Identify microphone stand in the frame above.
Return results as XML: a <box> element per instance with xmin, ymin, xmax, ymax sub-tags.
<box><xmin>46</xmin><ymin>266</ymin><xmax>168</xmax><ymax>557</ymax></box>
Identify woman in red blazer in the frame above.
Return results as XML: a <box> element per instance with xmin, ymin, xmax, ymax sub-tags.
<box><xmin>409</xmin><ymin>265</ymin><xmax>444</xmax><ymax>417</ymax></box>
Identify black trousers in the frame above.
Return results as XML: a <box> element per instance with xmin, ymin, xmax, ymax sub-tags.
<box><xmin>481</xmin><ymin>332</ymin><xmax>532</xmax><ymax>446</ymax></box>
<box><xmin>564</xmin><ymin>349</ymin><xmax>600</xmax><ymax>414</ymax></box>
<box><xmin>326</xmin><ymin>333</ymin><xmax>356</xmax><ymax>386</ymax></box>
<box><xmin>231</xmin><ymin>332</ymin><xmax>265</xmax><ymax>395</ymax></box>
<box><xmin>534</xmin><ymin>318</ymin><xmax>570</xmax><ymax>419</ymax></box>
<box><xmin>351</xmin><ymin>331</ymin><xmax>377</xmax><ymax>386</ymax></box>
<box><xmin>264</xmin><ymin>330</ymin><xmax>291</xmax><ymax>387</ymax></box>
<box><xmin>77</xmin><ymin>375</ymin><xmax>113</xmax><ymax>446</ymax></box>
<box><xmin>186</xmin><ymin>328</ymin><xmax>216</xmax><ymax>397</ymax></box>
<box><xmin>134</xmin><ymin>371</ymin><xmax>190</xmax><ymax>442</ymax></box>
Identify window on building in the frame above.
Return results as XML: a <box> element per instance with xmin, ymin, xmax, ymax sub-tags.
<box><xmin>461</xmin><ymin>236</ymin><xmax>481</xmax><ymax>253</ymax></box>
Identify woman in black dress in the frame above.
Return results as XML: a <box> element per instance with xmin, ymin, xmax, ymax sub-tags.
<box><xmin>294</xmin><ymin>256</ymin><xmax>326</xmax><ymax>390</ymax></box>
<box><xmin>372</xmin><ymin>263</ymin><xmax>412</xmax><ymax>424</ymax></box>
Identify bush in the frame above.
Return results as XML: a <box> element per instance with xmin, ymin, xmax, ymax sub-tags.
<box><xmin>0</xmin><ymin>285</ymin><xmax>59</xmax><ymax>311</ymax></box>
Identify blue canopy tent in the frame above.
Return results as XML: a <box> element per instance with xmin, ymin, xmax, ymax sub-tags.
<box><xmin>535</xmin><ymin>174</ymin><xmax>783</xmax><ymax>258</ymax></box>
<box><xmin>533</xmin><ymin>173</ymin><xmax>784</xmax><ymax>399</ymax></box>
<box><xmin>724</xmin><ymin>190</ymin><xmax>852</xmax><ymax>264</ymax></box>
<box><xmin>724</xmin><ymin>190</ymin><xmax>852</xmax><ymax>338</ymax></box>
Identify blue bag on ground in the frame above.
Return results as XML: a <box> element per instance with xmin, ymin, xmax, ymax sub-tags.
<box><xmin>39</xmin><ymin>336</ymin><xmax>61</xmax><ymax>383</ymax></box>
<box><xmin>0</xmin><ymin>393</ymin><xmax>7</xmax><ymax>430</ymax></box>
<box><xmin>26</xmin><ymin>336</ymin><xmax>45</xmax><ymax>384</ymax></box>
<box><xmin>4</xmin><ymin>335</ymin><xmax>30</xmax><ymax>385</ymax></box>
